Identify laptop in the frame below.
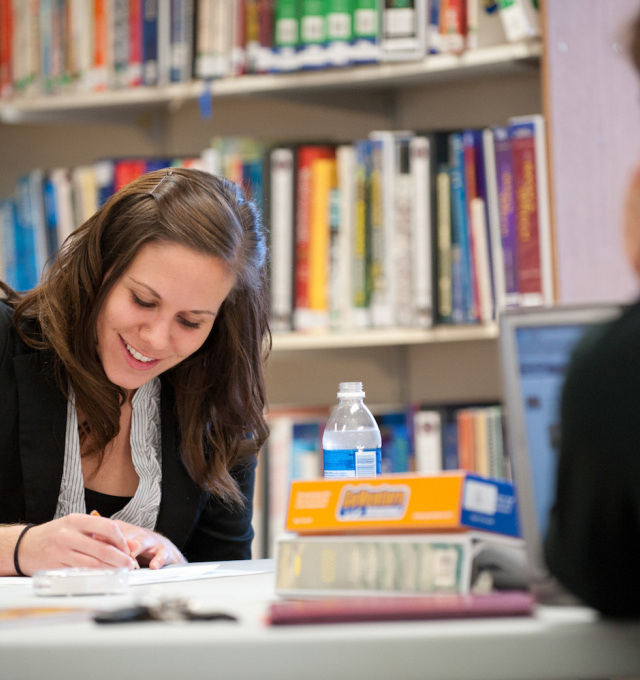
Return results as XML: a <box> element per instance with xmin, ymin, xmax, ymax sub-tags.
<box><xmin>498</xmin><ymin>303</ymin><xmax>624</xmax><ymax>602</ymax></box>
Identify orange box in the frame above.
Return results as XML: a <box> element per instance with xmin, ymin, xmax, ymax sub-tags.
<box><xmin>285</xmin><ymin>472</ymin><xmax>520</xmax><ymax>537</ymax></box>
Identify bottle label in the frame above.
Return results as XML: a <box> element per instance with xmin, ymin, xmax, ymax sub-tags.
<box><xmin>323</xmin><ymin>448</ymin><xmax>381</xmax><ymax>479</ymax></box>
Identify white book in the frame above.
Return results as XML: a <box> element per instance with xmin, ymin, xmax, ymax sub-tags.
<box><xmin>269</xmin><ymin>148</ymin><xmax>295</xmax><ymax>333</ymax></box>
<box><xmin>333</xmin><ymin>144</ymin><xmax>356</xmax><ymax>331</ymax></box>
<box><xmin>368</xmin><ymin>130</ymin><xmax>414</xmax><ymax>327</ymax></box>
<box><xmin>157</xmin><ymin>0</ymin><xmax>171</xmax><ymax>84</ymax></box>
<box><xmin>71</xmin><ymin>165</ymin><xmax>98</xmax><ymax>228</ymax></box>
<box><xmin>409</xmin><ymin>136</ymin><xmax>432</xmax><ymax>328</ymax></box>
<box><xmin>49</xmin><ymin>168</ymin><xmax>75</xmax><ymax>249</ymax></box>
<box><xmin>380</xmin><ymin>0</ymin><xmax>426</xmax><ymax>61</ymax></box>
<box><xmin>470</xmin><ymin>197</ymin><xmax>493</xmax><ymax>323</ymax></box>
<box><xmin>395</xmin><ymin>145</ymin><xmax>414</xmax><ymax>327</ymax></box>
<box><xmin>69</xmin><ymin>0</ymin><xmax>94</xmax><ymax>92</ymax></box>
<box><xmin>195</xmin><ymin>0</ymin><xmax>217</xmax><ymax>78</ymax></box>
<box><xmin>413</xmin><ymin>409</ymin><xmax>442</xmax><ymax>474</ymax></box>
<box><xmin>496</xmin><ymin>0</ymin><xmax>540</xmax><ymax>43</ymax></box>
<box><xmin>481</xmin><ymin>127</ymin><xmax>507</xmax><ymax>315</ymax></box>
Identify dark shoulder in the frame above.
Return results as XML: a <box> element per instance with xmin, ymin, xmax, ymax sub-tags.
<box><xmin>562</xmin><ymin>301</ymin><xmax>640</xmax><ymax>425</ymax></box>
<box><xmin>0</xmin><ymin>299</ymin><xmax>16</xmax><ymax>359</ymax></box>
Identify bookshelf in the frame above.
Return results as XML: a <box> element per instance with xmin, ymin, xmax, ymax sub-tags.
<box><xmin>2</xmin><ymin>1</ymin><xmax>639</xmax><ymax>558</ymax></box>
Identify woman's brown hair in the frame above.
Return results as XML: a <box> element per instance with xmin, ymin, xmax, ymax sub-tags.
<box><xmin>7</xmin><ymin>167</ymin><xmax>271</xmax><ymax>506</ymax></box>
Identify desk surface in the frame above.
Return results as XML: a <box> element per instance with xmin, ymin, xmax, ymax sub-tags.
<box><xmin>1</xmin><ymin>559</ymin><xmax>640</xmax><ymax>680</ymax></box>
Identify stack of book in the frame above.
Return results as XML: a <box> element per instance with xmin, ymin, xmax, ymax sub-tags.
<box><xmin>274</xmin><ymin>471</ymin><xmax>526</xmax><ymax>599</ymax></box>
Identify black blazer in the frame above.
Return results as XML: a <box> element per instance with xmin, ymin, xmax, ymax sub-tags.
<box><xmin>0</xmin><ymin>301</ymin><xmax>256</xmax><ymax>562</ymax></box>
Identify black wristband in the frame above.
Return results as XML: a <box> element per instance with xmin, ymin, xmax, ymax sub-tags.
<box><xmin>13</xmin><ymin>524</ymin><xmax>35</xmax><ymax>577</ymax></box>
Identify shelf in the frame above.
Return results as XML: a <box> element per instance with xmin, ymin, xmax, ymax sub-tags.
<box><xmin>0</xmin><ymin>41</ymin><xmax>541</xmax><ymax>124</ymax></box>
<box><xmin>271</xmin><ymin>323</ymin><xmax>499</xmax><ymax>352</ymax></box>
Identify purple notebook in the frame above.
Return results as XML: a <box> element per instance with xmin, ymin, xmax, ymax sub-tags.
<box><xmin>268</xmin><ymin>591</ymin><xmax>536</xmax><ymax>626</ymax></box>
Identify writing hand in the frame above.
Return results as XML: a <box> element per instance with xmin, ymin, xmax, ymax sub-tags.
<box><xmin>16</xmin><ymin>514</ymin><xmax>137</xmax><ymax>576</ymax></box>
<box><xmin>113</xmin><ymin>520</ymin><xmax>187</xmax><ymax>569</ymax></box>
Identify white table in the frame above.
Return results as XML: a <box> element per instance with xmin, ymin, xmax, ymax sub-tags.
<box><xmin>1</xmin><ymin>559</ymin><xmax>640</xmax><ymax>680</ymax></box>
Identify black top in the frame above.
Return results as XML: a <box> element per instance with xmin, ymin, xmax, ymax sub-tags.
<box><xmin>84</xmin><ymin>488</ymin><xmax>133</xmax><ymax>518</ymax></box>
<box><xmin>544</xmin><ymin>299</ymin><xmax>640</xmax><ymax>617</ymax></box>
<box><xmin>0</xmin><ymin>299</ymin><xmax>257</xmax><ymax>563</ymax></box>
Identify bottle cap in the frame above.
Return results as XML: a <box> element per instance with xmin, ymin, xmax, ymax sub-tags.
<box><xmin>337</xmin><ymin>382</ymin><xmax>365</xmax><ymax>398</ymax></box>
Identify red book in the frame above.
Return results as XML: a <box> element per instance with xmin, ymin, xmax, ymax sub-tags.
<box><xmin>510</xmin><ymin>121</ymin><xmax>541</xmax><ymax>299</ymax></box>
<box><xmin>114</xmin><ymin>159</ymin><xmax>147</xmax><ymax>191</ymax></box>
<box><xmin>129</xmin><ymin>0</ymin><xmax>143</xmax><ymax>87</ymax></box>
<box><xmin>0</xmin><ymin>0</ymin><xmax>12</xmax><ymax>98</ymax></box>
<box><xmin>293</xmin><ymin>145</ymin><xmax>335</xmax><ymax>329</ymax></box>
<box><xmin>267</xmin><ymin>591</ymin><xmax>535</xmax><ymax>625</ymax></box>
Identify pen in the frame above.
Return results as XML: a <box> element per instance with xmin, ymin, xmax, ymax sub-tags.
<box><xmin>90</xmin><ymin>510</ymin><xmax>141</xmax><ymax>569</ymax></box>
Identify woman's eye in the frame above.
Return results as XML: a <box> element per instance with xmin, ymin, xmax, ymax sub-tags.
<box><xmin>180</xmin><ymin>318</ymin><xmax>201</xmax><ymax>330</ymax></box>
<box><xmin>131</xmin><ymin>292</ymin><xmax>154</xmax><ymax>308</ymax></box>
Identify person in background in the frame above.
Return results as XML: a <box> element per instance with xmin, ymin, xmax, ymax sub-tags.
<box><xmin>544</xmin><ymin>12</ymin><xmax>640</xmax><ymax>618</ymax></box>
<box><xmin>0</xmin><ymin>167</ymin><xmax>271</xmax><ymax>576</ymax></box>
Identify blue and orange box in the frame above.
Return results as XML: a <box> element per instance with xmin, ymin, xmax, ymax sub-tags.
<box><xmin>285</xmin><ymin>471</ymin><xmax>520</xmax><ymax>537</ymax></box>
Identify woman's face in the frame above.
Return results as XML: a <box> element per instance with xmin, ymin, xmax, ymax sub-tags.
<box><xmin>96</xmin><ymin>241</ymin><xmax>235</xmax><ymax>391</ymax></box>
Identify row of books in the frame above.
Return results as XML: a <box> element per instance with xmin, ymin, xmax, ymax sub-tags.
<box><xmin>0</xmin><ymin>115</ymin><xmax>551</xmax><ymax>331</ymax></box>
<box><xmin>258</xmin><ymin>401</ymin><xmax>509</xmax><ymax>557</ymax></box>
<box><xmin>270</xmin><ymin>115</ymin><xmax>552</xmax><ymax>332</ymax></box>
<box><xmin>0</xmin><ymin>0</ymin><xmax>540</xmax><ymax>99</ymax></box>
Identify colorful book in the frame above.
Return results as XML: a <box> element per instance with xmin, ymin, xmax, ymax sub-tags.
<box><xmin>508</xmin><ymin>115</ymin><xmax>553</xmax><ymax>306</ymax></box>
<box><xmin>326</xmin><ymin>0</ymin><xmax>353</xmax><ymax>66</ymax></box>
<box><xmin>352</xmin><ymin>138</ymin><xmax>372</xmax><ymax>328</ymax></box>
<box><xmin>351</xmin><ymin>0</ymin><xmax>380</xmax><ymax>63</ymax></box>
<box><xmin>272</xmin><ymin>0</ymin><xmax>301</xmax><ymax>72</ymax></box>
<box><xmin>293</xmin><ymin>144</ymin><xmax>335</xmax><ymax>331</ymax></box>
<box><xmin>0</xmin><ymin>199</ymin><xmax>18</xmax><ymax>288</ymax></box>
<box><xmin>307</xmin><ymin>155</ymin><xmax>337</xmax><ymax>329</ymax></box>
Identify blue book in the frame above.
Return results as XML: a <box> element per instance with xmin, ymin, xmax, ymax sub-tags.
<box><xmin>15</xmin><ymin>177</ymin><xmax>40</xmax><ymax>291</ymax></box>
<box><xmin>170</xmin><ymin>0</ymin><xmax>194</xmax><ymax>82</ymax></box>
<box><xmin>143</xmin><ymin>0</ymin><xmax>159</xmax><ymax>85</ymax></box>
<box><xmin>448</xmin><ymin>133</ymin><xmax>475</xmax><ymax>324</ymax></box>
<box><xmin>376</xmin><ymin>412</ymin><xmax>411</xmax><ymax>473</ymax></box>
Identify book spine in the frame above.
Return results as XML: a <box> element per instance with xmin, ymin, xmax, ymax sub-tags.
<box><xmin>509</xmin><ymin>119</ymin><xmax>543</xmax><ymax>305</ymax></box>
<box><xmin>0</xmin><ymin>199</ymin><xmax>18</xmax><ymax>288</ymax></box>
<box><xmin>469</xmin><ymin>196</ymin><xmax>493</xmax><ymax>322</ymax></box>
<box><xmin>413</xmin><ymin>409</ymin><xmax>442</xmax><ymax>474</ymax></box>
<box><xmin>332</xmin><ymin>144</ymin><xmax>355</xmax><ymax>330</ymax></box>
<box><xmin>170</xmin><ymin>0</ymin><xmax>194</xmax><ymax>81</ymax></box>
<box><xmin>481</xmin><ymin>127</ymin><xmax>507</xmax><ymax>314</ymax></box>
<box><xmin>293</xmin><ymin>145</ymin><xmax>334</xmax><ymax>330</ymax></box>
<box><xmin>42</xmin><ymin>174</ymin><xmax>59</xmax><ymax>259</ymax></box>
<box><xmin>299</xmin><ymin>0</ymin><xmax>327</xmax><ymax>69</ymax></box>
<box><xmin>436</xmin><ymin>165</ymin><xmax>452</xmax><ymax>323</ymax></box>
<box><xmin>142</xmin><ymin>0</ymin><xmax>159</xmax><ymax>84</ymax></box>
<box><xmin>352</xmin><ymin>138</ymin><xmax>372</xmax><ymax>328</ymax></box>
<box><xmin>257</xmin><ymin>0</ymin><xmax>274</xmax><ymax>71</ymax></box>
<box><xmin>427</xmin><ymin>0</ymin><xmax>440</xmax><ymax>53</ymax></box>
<box><xmin>394</xmin><ymin>137</ymin><xmax>413</xmax><ymax>326</ymax></box>
<box><xmin>0</xmin><ymin>0</ymin><xmax>13</xmax><ymax>98</ymax></box>
<box><xmin>440</xmin><ymin>0</ymin><xmax>465</xmax><ymax>54</ymax></box>
<box><xmin>49</xmin><ymin>167</ymin><xmax>75</xmax><ymax>244</ymax></box>
<box><xmin>128</xmin><ymin>0</ymin><xmax>144</xmax><ymax>86</ymax></box>
<box><xmin>307</xmin><ymin>156</ymin><xmax>336</xmax><ymax>329</ymax></box>
<box><xmin>380</xmin><ymin>0</ymin><xmax>425</xmax><ymax>61</ymax></box>
<box><xmin>351</xmin><ymin>0</ymin><xmax>379</xmax><ymax>64</ymax></box>
<box><xmin>496</xmin><ymin>0</ymin><xmax>539</xmax><ymax>42</ymax></box>
<box><xmin>15</xmin><ymin>175</ymin><xmax>40</xmax><ymax>291</ymax></box>
<box><xmin>112</xmin><ymin>0</ymin><xmax>129</xmax><ymax>87</ymax></box>
<box><xmin>272</xmin><ymin>0</ymin><xmax>300</xmax><ymax>72</ymax></box>
<box><xmin>326</xmin><ymin>0</ymin><xmax>353</xmax><ymax>67</ymax></box>
<box><xmin>409</xmin><ymin>136</ymin><xmax>432</xmax><ymax>328</ymax></box>
<box><xmin>449</xmin><ymin>132</ymin><xmax>475</xmax><ymax>324</ymax></box>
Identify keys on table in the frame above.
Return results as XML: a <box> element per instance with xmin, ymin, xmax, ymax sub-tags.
<box><xmin>94</xmin><ymin>597</ymin><xmax>238</xmax><ymax>624</ymax></box>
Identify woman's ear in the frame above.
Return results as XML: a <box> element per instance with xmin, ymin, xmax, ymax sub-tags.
<box><xmin>623</xmin><ymin>165</ymin><xmax>640</xmax><ymax>278</ymax></box>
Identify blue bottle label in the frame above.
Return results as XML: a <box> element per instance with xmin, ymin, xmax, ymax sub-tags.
<box><xmin>323</xmin><ymin>448</ymin><xmax>382</xmax><ymax>479</ymax></box>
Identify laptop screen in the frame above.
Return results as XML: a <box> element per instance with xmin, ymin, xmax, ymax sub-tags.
<box><xmin>499</xmin><ymin>304</ymin><xmax>623</xmax><ymax>584</ymax></box>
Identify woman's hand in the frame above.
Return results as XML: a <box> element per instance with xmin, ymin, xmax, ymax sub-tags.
<box><xmin>16</xmin><ymin>514</ymin><xmax>137</xmax><ymax>576</ymax></box>
<box><xmin>113</xmin><ymin>520</ymin><xmax>187</xmax><ymax>569</ymax></box>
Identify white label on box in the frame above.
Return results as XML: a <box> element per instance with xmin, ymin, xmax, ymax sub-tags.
<box><xmin>463</xmin><ymin>479</ymin><xmax>498</xmax><ymax>515</ymax></box>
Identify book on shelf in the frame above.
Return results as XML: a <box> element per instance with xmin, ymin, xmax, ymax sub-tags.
<box><xmin>351</xmin><ymin>0</ymin><xmax>381</xmax><ymax>63</ymax></box>
<box><xmin>299</xmin><ymin>0</ymin><xmax>329</xmax><ymax>69</ymax></box>
<box><xmin>496</xmin><ymin>0</ymin><xmax>539</xmax><ymax>43</ymax></box>
<box><xmin>325</xmin><ymin>0</ymin><xmax>353</xmax><ymax>67</ymax></box>
<box><xmin>263</xmin><ymin>406</ymin><xmax>329</xmax><ymax>557</ymax></box>
<box><xmin>272</xmin><ymin>0</ymin><xmax>301</xmax><ymax>72</ymax></box>
<box><xmin>275</xmin><ymin>530</ymin><xmax>526</xmax><ymax>597</ymax></box>
<box><xmin>380</xmin><ymin>0</ymin><xmax>427</xmax><ymax>62</ymax></box>
<box><xmin>412</xmin><ymin>402</ymin><xmax>509</xmax><ymax>480</ymax></box>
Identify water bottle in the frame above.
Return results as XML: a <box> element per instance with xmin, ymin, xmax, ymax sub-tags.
<box><xmin>322</xmin><ymin>382</ymin><xmax>382</xmax><ymax>479</ymax></box>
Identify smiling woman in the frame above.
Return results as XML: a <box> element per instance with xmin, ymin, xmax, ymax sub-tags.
<box><xmin>0</xmin><ymin>168</ymin><xmax>271</xmax><ymax>576</ymax></box>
